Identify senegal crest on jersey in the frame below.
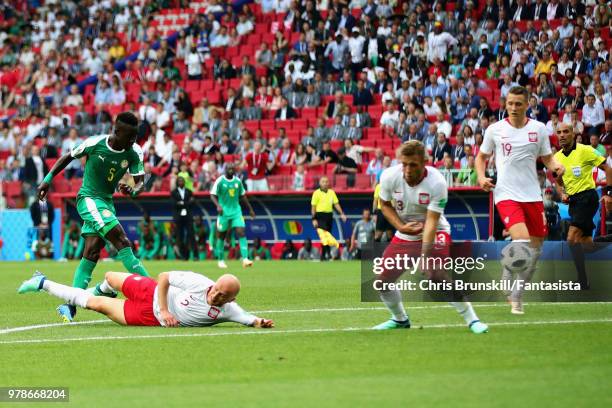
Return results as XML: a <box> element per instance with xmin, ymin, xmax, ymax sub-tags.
<box><xmin>121</xmin><ymin>160</ymin><xmax>129</xmax><ymax>168</ymax></box>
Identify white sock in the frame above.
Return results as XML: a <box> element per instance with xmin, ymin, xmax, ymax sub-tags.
<box><xmin>42</xmin><ymin>280</ymin><xmax>93</xmax><ymax>308</ymax></box>
<box><xmin>380</xmin><ymin>290</ymin><xmax>408</xmax><ymax>322</ymax></box>
<box><xmin>449</xmin><ymin>301</ymin><xmax>479</xmax><ymax>325</ymax></box>
<box><xmin>99</xmin><ymin>279</ymin><xmax>114</xmax><ymax>294</ymax></box>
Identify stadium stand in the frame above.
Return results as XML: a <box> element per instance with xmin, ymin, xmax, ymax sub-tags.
<box><xmin>0</xmin><ymin>0</ymin><xmax>610</xmax><ymax>212</ymax></box>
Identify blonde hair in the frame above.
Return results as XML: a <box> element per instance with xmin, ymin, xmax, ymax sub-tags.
<box><xmin>399</xmin><ymin>140</ymin><xmax>427</xmax><ymax>159</ymax></box>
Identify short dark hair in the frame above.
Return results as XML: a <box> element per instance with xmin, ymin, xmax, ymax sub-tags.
<box><xmin>116</xmin><ymin>111</ymin><xmax>138</xmax><ymax>128</ymax></box>
<box><xmin>507</xmin><ymin>86</ymin><xmax>529</xmax><ymax>99</ymax></box>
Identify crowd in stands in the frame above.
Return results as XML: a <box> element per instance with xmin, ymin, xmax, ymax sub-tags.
<box><xmin>0</xmin><ymin>0</ymin><xmax>611</xmax><ymax>214</ymax></box>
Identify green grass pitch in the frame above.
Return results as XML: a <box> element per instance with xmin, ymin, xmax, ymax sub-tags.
<box><xmin>1</xmin><ymin>260</ymin><xmax>611</xmax><ymax>407</ymax></box>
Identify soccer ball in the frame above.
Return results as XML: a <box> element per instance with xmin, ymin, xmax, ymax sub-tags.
<box><xmin>500</xmin><ymin>242</ymin><xmax>532</xmax><ymax>274</ymax></box>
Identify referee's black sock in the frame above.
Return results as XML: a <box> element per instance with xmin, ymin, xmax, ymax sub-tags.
<box><xmin>569</xmin><ymin>243</ymin><xmax>589</xmax><ymax>289</ymax></box>
<box><xmin>321</xmin><ymin>245</ymin><xmax>330</xmax><ymax>261</ymax></box>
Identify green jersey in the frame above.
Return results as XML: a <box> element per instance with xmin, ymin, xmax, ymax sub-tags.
<box><xmin>211</xmin><ymin>175</ymin><xmax>245</xmax><ymax>217</ymax></box>
<box><xmin>71</xmin><ymin>134</ymin><xmax>144</xmax><ymax>200</ymax></box>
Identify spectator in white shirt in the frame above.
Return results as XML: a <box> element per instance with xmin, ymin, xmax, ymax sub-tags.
<box><xmin>155</xmin><ymin>104</ymin><xmax>170</xmax><ymax>129</ymax></box>
<box><xmin>423</xmin><ymin>96</ymin><xmax>442</xmax><ymax>116</ymax></box>
<box><xmin>435</xmin><ymin>112</ymin><xmax>452</xmax><ymax>138</ymax></box>
<box><xmin>582</xmin><ymin>94</ymin><xmax>605</xmax><ymax>136</ymax></box>
<box><xmin>427</xmin><ymin>21</ymin><xmax>458</xmax><ymax>63</ymax></box>
<box><xmin>139</xmin><ymin>97</ymin><xmax>157</xmax><ymax>124</ymax></box>
<box><xmin>348</xmin><ymin>27</ymin><xmax>365</xmax><ymax>68</ymax></box>
<box><xmin>236</xmin><ymin>14</ymin><xmax>254</xmax><ymax>36</ymax></box>
<box><xmin>65</xmin><ymin>85</ymin><xmax>84</xmax><ymax>107</ymax></box>
<box><xmin>186</xmin><ymin>47</ymin><xmax>203</xmax><ymax>80</ymax></box>
<box><xmin>379</xmin><ymin>103</ymin><xmax>400</xmax><ymax>128</ymax></box>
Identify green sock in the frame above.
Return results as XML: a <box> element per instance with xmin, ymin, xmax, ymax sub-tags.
<box><xmin>117</xmin><ymin>247</ymin><xmax>150</xmax><ymax>277</ymax></box>
<box><xmin>72</xmin><ymin>258</ymin><xmax>96</xmax><ymax>289</ymax></box>
<box><xmin>239</xmin><ymin>237</ymin><xmax>249</xmax><ymax>260</ymax></box>
<box><xmin>216</xmin><ymin>239</ymin><xmax>225</xmax><ymax>261</ymax></box>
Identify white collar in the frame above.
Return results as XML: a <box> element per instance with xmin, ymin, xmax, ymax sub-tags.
<box><xmin>105</xmin><ymin>135</ymin><xmax>125</xmax><ymax>153</ymax></box>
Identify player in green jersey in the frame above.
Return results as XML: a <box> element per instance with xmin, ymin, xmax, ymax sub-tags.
<box><xmin>210</xmin><ymin>163</ymin><xmax>255</xmax><ymax>269</ymax></box>
<box><xmin>37</xmin><ymin>112</ymin><xmax>150</xmax><ymax>322</ymax></box>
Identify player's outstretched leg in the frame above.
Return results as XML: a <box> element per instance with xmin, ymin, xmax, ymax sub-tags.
<box><xmin>21</xmin><ymin>271</ymin><xmax>93</xmax><ymax>310</ymax></box>
<box><xmin>19</xmin><ymin>271</ymin><xmax>127</xmax><ymax>325</ymax></box>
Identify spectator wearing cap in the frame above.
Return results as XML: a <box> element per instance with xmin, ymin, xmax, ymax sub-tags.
<box><xmin>348</xmin><ymin>27</ymin><xmax>365</xmax><ymax>75</ymax></box>
<box><xmin>427</xmin><ymin>21</ymin><xmax>458</xmax><ymax>63</ymax></box>
<box><xmin>475</xmin><ymin>43</ymin><xmax>492</xmax><ymax>70</ymax></box>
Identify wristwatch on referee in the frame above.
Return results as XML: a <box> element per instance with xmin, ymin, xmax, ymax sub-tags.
<box><xmin>605</xmin><ymin>186</ymin><xmax>612</xmax><ymax>196</ymax></box>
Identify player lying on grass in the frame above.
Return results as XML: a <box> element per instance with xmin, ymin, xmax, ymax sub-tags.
<box><xmin>18</xmin><ymin>271</ymin><xmax>274</xmax><ymax>328</ymax></box>
<box><xmin>375</xmin><ymin>140</ymin><xmax>488</xmax><ymax>334</ymax></box>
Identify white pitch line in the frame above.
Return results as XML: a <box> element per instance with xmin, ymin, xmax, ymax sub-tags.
<box><xmin>0</xmin><ymin>318</ymin><xmax>611</xmax><ymax>345</ymax></box>
<box><xmin>1</xmin><ymin>302</ymin><xmax>611</xmax><ymax>335</ymax></box>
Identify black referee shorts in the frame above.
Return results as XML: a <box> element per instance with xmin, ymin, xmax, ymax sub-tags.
<box><xmin>315</xmin><ymin>212</ymin><xmax>333</xmax><ymax>232</ymax></box>
<box><xmin>375</xmin><ymin>209</ymin><xmax>393</xmax><ymax>232</ymax></box>
<box><xmin>568</xmin><ymin>189</ymin><xmax>600</xmax><ymax>236</ymax></box>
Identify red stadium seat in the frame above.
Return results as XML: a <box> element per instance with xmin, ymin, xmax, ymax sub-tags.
<box><xmin>3</xmin><ymin>181</ymin><xmax>22</xmax><ymax>197</ymax></box>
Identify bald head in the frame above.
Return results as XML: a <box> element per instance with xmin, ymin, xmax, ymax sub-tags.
<box><xmin>207</xmin><ymin>274</ymin><xmax>241</xmax><ymax>306</ymax></box>
<box><xmin>217</xmin><ymin>274</ymin><xmax>241</xmax><ymax>295</ymax></box>
<box><xmin>556</xmin><ymin>122</ymin><xmax>575</xmax><ymax>149</ymax></box>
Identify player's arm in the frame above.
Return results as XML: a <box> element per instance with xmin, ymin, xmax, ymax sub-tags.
<box><xmin>332</xmin><ymin>191</ymin><xmax>347</xmax><ymax>221</ymax></box>
<box><xmin>311</xmin><ymin>204</ymin><xmax>319</xmax><ymax>228</ymax></box>
<box><xmin>37</xmin><ymin>153</ymin><xmax>75</xmax><ymax>200</ymax></box>
<box><xmin>210</xmin><ymin>194</ymin><xmax>222</xmax><ymax>215</ymax></box>
<box><xmin>118</xmin><ymin>174</ymin><xmax>146</xmax><ymax>196</ymax></box>
<box><xmin>156</xmin><ymin>272</ymin><xmax>179</xmax><ymax>327</ymax></box>
<box><xmin>540</xmin><ymin>154</ymin><xmax>565</xmax><ymax>177</ymax></box>
<box><xmin>380</xmin><ymin>200</ymin><xmax>423</xmax><ymax>235</ymax></box>
<box><xmin>333</xmin><ymin>202</ymin><xmax>347</xmax><ymax>222</ymax></box>
<box><xmin>226</xmin><ymin>302</ymin><xmax>274</xmax><ymax>328</ymax></box>
<box><xmin>421</xmin><ymin>209</ymin><xmax>441</xmax><ymax>257</ymax></box>
<box><xmin>554</xmin><ymin>174</ymin><xmax>569</xmax><ymax>203</ymax></box>
<box><xmin>475</xmin><ymin>151</ymin><xmax>495</xmax><ymax>191</ymax></box>
<box><xmin>121</xmin><ymin>146</ymin><xmax>146</xmax><ymax>196</ymax></box>
<box><xmin>240</xmin><ymin>195</ymin><xmax>256</xmax><ymax>219</ymax></box>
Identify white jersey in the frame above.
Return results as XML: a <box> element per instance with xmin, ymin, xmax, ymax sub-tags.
<box><xmin>379</xmin><ymin>165</ymin><xmax>451</xmax><ymax>241</ymax></box>
<box><xmin>152</xmin><ymin>271</ymin><xmax>257</xmax><ymax>327</ymax></box>
<box><xmin>481</xmin><ymin>118</ymin><xmax>552</xmax><ymax>204</ymax></box>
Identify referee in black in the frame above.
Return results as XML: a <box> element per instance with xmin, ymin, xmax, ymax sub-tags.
<box><xmin>554</xmin><ymin>123</ymin><xmax>612</xmax><ymax>288</ymax></box>
<box><xmin>311</xmin><ymin>176</ymin><xmax>347</xmax><ymax>261</ymax></box>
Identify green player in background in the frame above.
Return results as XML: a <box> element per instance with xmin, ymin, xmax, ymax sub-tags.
<box><xmin>210</xmin><ymin>163</ymin><xmax>255</xmax><ymax>269</ymax></box>
<box><xmin>137</xmin><ymin>224</ymin><xmax>161</xmax><ymax>260</ymax></box>
<box><xmin>208</xmin><ymin>221</ymin><xmax>236</xmax><ymax>260</ymax></box>
<box><xmin>37</xmin><ymin>112</ymin><xmax>150</xmax><ymax>322</ymax></box>
<box><xmin>60</xmin><ymin>220</ymin><xmax>85</xmax><ymax>260</ymax></box>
